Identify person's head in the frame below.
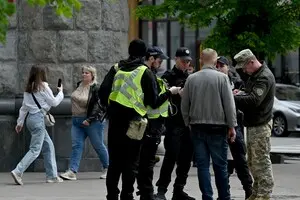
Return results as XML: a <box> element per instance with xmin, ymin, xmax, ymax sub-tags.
<box><xmin>128</xmin><ymin>39</ymin><xmax>148</xmax><ymax>59</ymax></box>
<box><xmin>234</xmin><ymin>49</ymin><xmax>262</xmax><ymax>75</ymax></box>
<box><xmin>81</xmin><ymin>65</ymin><xmax>97</xmax><ymax>84</ymax></box>
<box><xmin>145</xmin><ymin>46</ymin><xmax>169</xmax><ymax>69</ymax></box>
<box><xmin>175</xmin><ymin>47</ymin><xmax>192</xmax><ymax>71</ymax></box>
<box><xmin>25</xmin><ymin>65</ymin><xmax>47</xmax><ymax>93</ymax></box>
<box><xmin>187</xmin><ymin>64</ymin><xmax>194</xmax><ymax>74</ymax></box>
<box><xmin>216</xmin><ymin>56</ymin><xmax>230</xmax><ymax>75</ymax></box>
<box><xmin>201</xmin><ymin>48</ymin><xmax>218</xmax><ymax>66</ymax></box>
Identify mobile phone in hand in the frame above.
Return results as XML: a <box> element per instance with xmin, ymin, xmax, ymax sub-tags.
<box><xmin>57</xmin><ymin>79</ymin><xmax>62</xmax><ymax>87</ymax></box>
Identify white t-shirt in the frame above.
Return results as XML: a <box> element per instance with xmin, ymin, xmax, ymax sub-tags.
<box><xmin>17</xmin><ymin>82</ymin><xmax>64</xmax><ymax>126</ymax></box>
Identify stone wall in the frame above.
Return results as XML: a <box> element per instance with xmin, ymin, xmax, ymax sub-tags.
<box><xmin>0</xmin><ymin>0</ymin><xmax>129</xmax><ymax>172</ymax></box>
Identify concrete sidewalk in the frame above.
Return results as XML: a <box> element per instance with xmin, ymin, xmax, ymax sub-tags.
<box><xmin>0</xmin><ymin>163</ymin><xmax>300</xmax><ymax>200</ymax></box>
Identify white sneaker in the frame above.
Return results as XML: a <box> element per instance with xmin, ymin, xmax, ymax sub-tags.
<box><xmin>60</xmin><ymin>169</ymin><xmax>77</xmax><ymax>181</ymax></box>
<box><xmin>11</xmin><ymin>171</ymin><xmax>23</xmax><ymax>185</ymax></box>
<box><xmin>100</xmin><ymin>168</ymin><xmax>108</xmax><ymax>179</ymax></box>
<box><xmin>46</xmin><ymin>176</ymin><xmax>64</xmax><ymax>183</ymax></box>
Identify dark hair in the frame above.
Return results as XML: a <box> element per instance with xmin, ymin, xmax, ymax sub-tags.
<box><xmin>25</xmin><ymin>65</ymin><xmax>47</xmax><ymax>93</ymax></box>
<box><xmin>145</xmin><ymin>54</ymin><xmax>159</xmax><ymax>61</ymax></box>
<box><xmin>128</xmin><ymin>39</ymin><xmax>148</xmax><ymax>58</ymax></box>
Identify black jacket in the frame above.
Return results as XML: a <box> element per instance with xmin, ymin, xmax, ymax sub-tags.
<box><xmin>162</xmin><ymin>66</ymin><xmax>189</xmax><ymax>128</ymax></box>
<box><xmin>228</xmin><ymin>68</ymin><xmax>244</xmax><ymax>125</ymax></box>
<box><xmin>234</xmin><ymin>64</ymin><xmax>275</xmax><ymax>127</ymax></box>
<box><xmin>99</xmin><ymin>57</ymin><xmax>171</xmax><ymax>120</ymax></box>
<box><xmin>228</xmin><ymin>66</ymin><xmax>244</xmax><ymax>90</ymax></box>
<box><xmin>76</xmin><ymin>82</ymin><xmax>104</xmax><ymax>123</ymax></box>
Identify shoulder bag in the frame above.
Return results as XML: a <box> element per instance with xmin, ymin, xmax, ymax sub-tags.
<box><xmin>31</xmin><ymin>93</ymin><xmax>55</xmax><ymax>127</ymax></box>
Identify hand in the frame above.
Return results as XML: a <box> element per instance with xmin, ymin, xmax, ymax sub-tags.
<box><xmin>82</xmin><ymin>120</ymin><xmax>90</xmax><ymax>126</ymax></box>
<box><xmin>179</xmin><ymin>88</ymin><xmax>184</xmax><ymax>97</ymax></box>
<box><xmin>57</xmin><ymin>84</ymin><xmax>63</xmax><ymax>92</ymax></box>
<box><xmin>15</xmin><ymin>125</ymin><xmax>23</xmax><ymax>133</ymax></box>
<box><xmin>233</xmin><ymin>89</ymin><xmax>240</xmax><ymax>95</ymax></box>
<box><xmin>228</xmin><ymin>127</ymin><xmax>236</xmax><ymax>143</ymax></box>
<box><xmin>169</xmin><ymin>86</ymin><xmax>181</xmax><ymax>95</ymax></box>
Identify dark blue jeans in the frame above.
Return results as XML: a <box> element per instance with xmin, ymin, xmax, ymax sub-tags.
<box><xmin>70</xmin><ymin>117</ymin><xmax>109</xmax><ymax>172</ymax></box>
<box><xmin>191</xmin><ymin>124</ymin><xmax>230</xmax><ymax>200</ymax></box>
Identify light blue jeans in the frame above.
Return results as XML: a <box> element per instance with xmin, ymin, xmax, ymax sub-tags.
<box><xmin>69</xmin><ymin>117</ymin><xmax>109</xmax><ymax>172</ymax></box>
<box><xmin>13</xmin><ymin>112</ymin><xmax>58</xmax><ymax>179</ymax></box>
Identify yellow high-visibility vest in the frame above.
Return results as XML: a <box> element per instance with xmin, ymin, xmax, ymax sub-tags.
<box><xmin>109</xmin><ymin>65</ymin><xmax>148</xmax><ymax>116</ymax></box>
<box><xmin>147</xmin><ymin>77</ymin><xmax>169</xmax><ymax>119</ymax></box>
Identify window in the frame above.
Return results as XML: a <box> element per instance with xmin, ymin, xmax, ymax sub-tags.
<box><xmin>142</xmin><ymin>21</ymin><xmax>153</xmax><ymax>45</ymax></box>
<box><xmin>184</xmin><ymin>27</ymin><xmax>196</xmax><ymax>68</ymax></box>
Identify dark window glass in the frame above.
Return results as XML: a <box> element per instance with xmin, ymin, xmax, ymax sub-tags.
<box><xmin>142</xmin><ymin>21</ymin><xmax>153</xmax><ymax>45</ymax></box>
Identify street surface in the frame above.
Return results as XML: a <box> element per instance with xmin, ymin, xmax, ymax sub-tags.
<box><xmin>0</xmin><ymin>164</ymin><xmax>300</xmax><ymax>200</ymax></box>
<box><xmin>1</xmin><ymin>134</ymin><xmax>300</xmax><ymax>200</ymax></box>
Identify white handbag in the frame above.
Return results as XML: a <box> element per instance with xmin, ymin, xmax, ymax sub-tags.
<box><xmin>31</xmin><ymin>93</ymin><xmax>55</xmax><ymax>127</ymax></box>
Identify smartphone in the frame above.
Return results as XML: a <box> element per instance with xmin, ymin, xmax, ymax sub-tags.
<box><xmin>57</xmin><ymin>79</ymin><xmax>62</xmax><ymax>87</ymax></box>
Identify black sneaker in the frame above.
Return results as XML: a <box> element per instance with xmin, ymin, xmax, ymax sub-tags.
<box><xmin>172</xmin><ymin>191</ymin><xmax>195</xmax><ymax>200</ymax></box>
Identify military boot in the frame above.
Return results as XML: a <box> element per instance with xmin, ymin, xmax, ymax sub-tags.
<box><xmin>253</xmin><ymin>195</ymin><xmax>271</xmax><ymax>200</ymax></box>
<box><xmin>246</xmin><ymin>195</ymin><xmax>256</xmax><ymax>200</ymax></box>
<box><xmin>171</xmin><ymin>191</ymin><xmax>195</xmax><ymax>200</ymax></box>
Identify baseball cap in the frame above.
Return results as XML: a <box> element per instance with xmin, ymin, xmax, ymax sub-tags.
<box><xmin>147</xmin><ymin>46</ymin><xmax>169</xmax><ymax>59</ymax></box>
<box><xmin>128</xmin><ymin>39</ymin><xmax>148</xmax><ymax>58</ymax></box>
<box><xmin>175</xmin><ymin>47</ymin><xmax>192</xmax><ymax>61</ymax></box>
<box><xmin>217</xmin><ymin>56</ymin><xmax>229</xmax><ymax>66</ymax></box>
<box><xmin>234</xmin><ymin>49</ymin><xmax>255</xmax><ymax>69</ymax></box>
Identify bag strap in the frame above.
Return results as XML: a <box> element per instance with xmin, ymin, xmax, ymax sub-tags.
<box><xmin>31</xmin><ymin>93</ymin><xmax>42</xmax><ymax>109</ymax></box>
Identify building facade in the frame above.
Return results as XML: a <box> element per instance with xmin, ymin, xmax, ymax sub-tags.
<box><xmin>0</xmin><ymin>0</ymin><xmax>130</xmax><ymax>172</ymax></box>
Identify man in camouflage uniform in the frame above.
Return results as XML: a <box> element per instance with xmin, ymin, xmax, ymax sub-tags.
<box><xmin>233</xmin><ymin>49</ymin><xmax>275</xmax><ymax>200</ymax></box>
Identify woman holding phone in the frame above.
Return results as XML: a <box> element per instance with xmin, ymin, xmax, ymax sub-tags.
<box><xmin>11</xmin><ymin>65</ymin><xmax>64</xmax><ymax>185</ymax></box>
<box><xmin>60</xmin><ymin>65</ymin><xmax>109</xmax><ymax>180</ymax></box>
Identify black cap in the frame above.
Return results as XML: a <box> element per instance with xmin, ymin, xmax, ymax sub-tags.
<box><xmin>147</xmin><ymin>46</ymin><xmax>169</xmax><ymax>59</ymax></box>
<box><xmin>128</xmin><ymin>39</ymin><xmax>148</xmax><ymax>57</ymax></box>
<box><xmin>217</xmin><ymin>56</ymin><xmax>230</xmax><ymax>66</ymax></box>
<box><xmin>175</xmin><ymin>47</ymin><xmax>192</xmax><ymax>61</ymax></box>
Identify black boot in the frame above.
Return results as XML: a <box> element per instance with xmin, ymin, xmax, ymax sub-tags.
<box><xmin>140</xmin><ymin>194</ymin><xmax>155</xmax><ymax>200</ymax></box>
<box><xmin>171</xmin><ymin>191</ymin><xmax>195</xmax><ymax>200</ymax></box>
<box><xmin>245</xmin><ymin>189</ymin><xmax>252</xmax><ymax>200</ymax></box>
<box><xmin>120</xmin><ymin>192</ymin><xmax>134</xmax><ymax>200</ymax></box>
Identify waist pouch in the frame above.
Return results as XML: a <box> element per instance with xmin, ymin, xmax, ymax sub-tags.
<box><xmin>126</xmin><ymin>118</ymin><xmax>148</xmax><ymax>140</ymax></box>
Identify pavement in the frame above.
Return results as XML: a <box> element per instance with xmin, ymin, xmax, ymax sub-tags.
<box><xmin>1</xmin><ymin>162</ymin><xmax>300</xmax><ymax>200</ymax></box>
<box><xmin>271</xmin><ymin>137</ymin><xmax>300</xmax><ymax>154</ymax></box>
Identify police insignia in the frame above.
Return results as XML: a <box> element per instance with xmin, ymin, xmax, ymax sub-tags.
<box><xmin>255</xmin><ymin>88</ymin><xmax>264</xmax><ymax>96</ymax></box>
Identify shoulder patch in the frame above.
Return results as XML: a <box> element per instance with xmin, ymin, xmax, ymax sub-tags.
<box><xmin>255</xmin><ymin>88</ymin><xmax>264</xmax><ymax>96</ymax></box>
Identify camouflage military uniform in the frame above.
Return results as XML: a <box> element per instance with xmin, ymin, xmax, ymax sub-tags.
<box><xmin>247</xmin><ymin>120</ymin><xmax>274</xmax><ymax>200</ymax></box>
<box><xmin>233</xmin><ymin>49</ymin><xmax>276</xmax><ymax>200</ymax></box>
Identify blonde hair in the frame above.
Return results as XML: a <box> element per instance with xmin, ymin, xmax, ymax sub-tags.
<box><xmin>82</xmin><ymin>65</ymin><xmax>97</xmax><ymax>84</ymax></box>
<box><xmin>202</xmin><ymin>48</ymin><xmax>218</xmax><ymax>65</ymax></box>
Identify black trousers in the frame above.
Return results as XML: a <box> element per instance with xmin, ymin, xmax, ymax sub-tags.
<box><xmin>106</xmin><ymin>117</ymin><xmax>142</xmax><ymax>200</ymax></box>
<box><xmin>228</xmin><ymin>125</ymin><xmax>253</xmax><ymax>193</ymax></box>
<box><xmin>137</xmin><ymin>119</ymin><xmax>165</xmax><ymax>199</ymax></box>
<box><xmin>156</xmin><ymin>126</ymin><xmax>193</xmax><ymax>193</ymax></box>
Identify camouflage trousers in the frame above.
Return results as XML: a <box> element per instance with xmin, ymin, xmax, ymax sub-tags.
<box><xmin>246</xmin><ymin>120</ymin><xmax>274</xmax><ymax>198</ymax></box>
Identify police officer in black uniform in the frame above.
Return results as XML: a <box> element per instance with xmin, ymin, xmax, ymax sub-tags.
<box><xmin>137</xmin><ymin>46</ymin><xmax>174</xmax><ymax>200</ymax></box>
<box><xmin>155</xmin><ymin>47</ymin><xmax>195</xmax><ymax>200</ymax></box>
